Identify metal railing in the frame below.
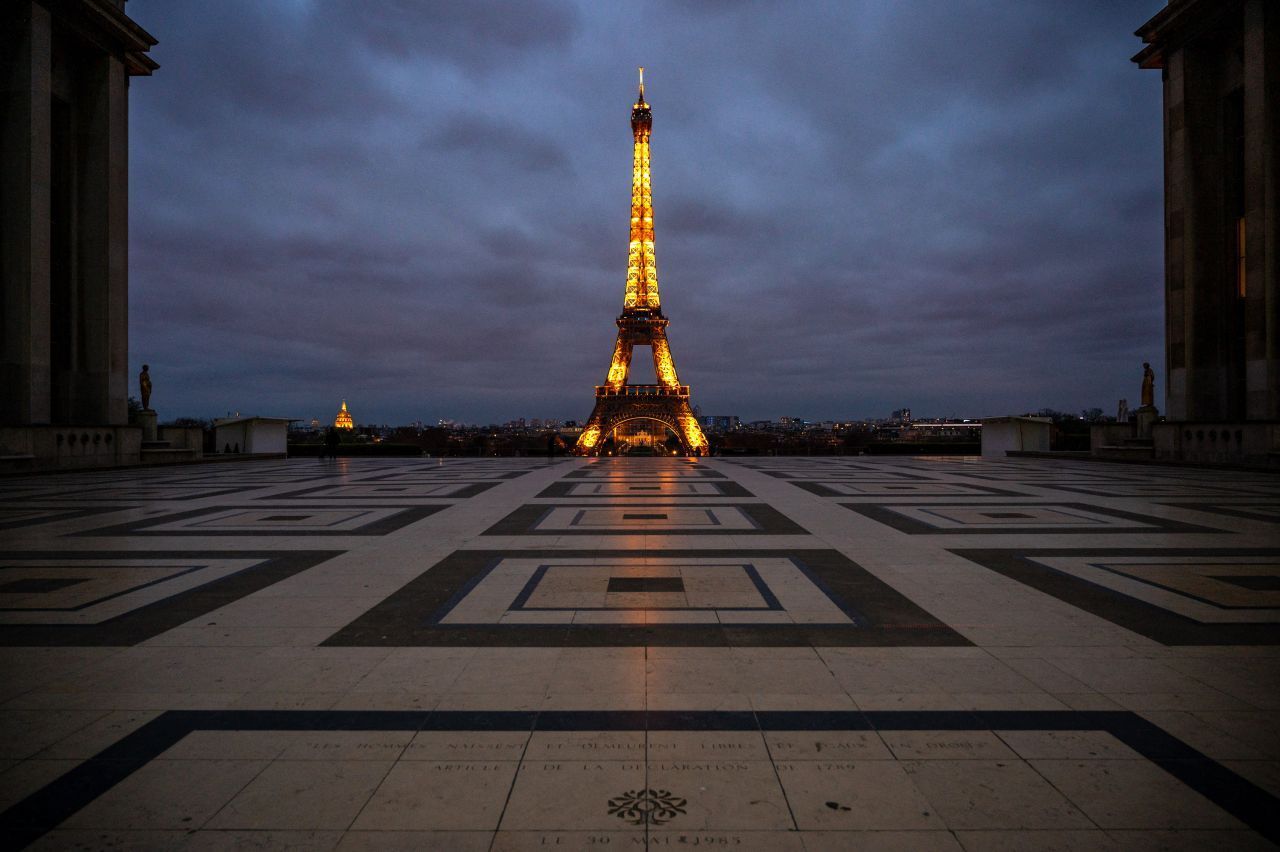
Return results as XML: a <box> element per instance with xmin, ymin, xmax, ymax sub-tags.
<box><xmin>594</xmin><ymin>384</ymin><xmax>689</xmax><ymax>397</ymax></box>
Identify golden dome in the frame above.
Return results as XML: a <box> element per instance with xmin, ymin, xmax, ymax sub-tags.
<box><xmin>334</xmin><ymin>400</ymin><xmax>354</xmax><ymax>429</ymax></box>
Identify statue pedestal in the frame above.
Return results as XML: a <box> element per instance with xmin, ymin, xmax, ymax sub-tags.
<box><xmin>1135</xmin><ymin>405</ymin><xmax>1159</xmax><ymax>439</ymax></box>
<box><xmin>137</xmin><ymin>410</ymin><xmax>158</xmax><ymax>443</ymax></box>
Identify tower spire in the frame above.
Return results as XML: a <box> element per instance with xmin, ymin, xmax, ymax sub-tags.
<box><xmin>626</xmin><ymin>66</ymin><xmax>657</xmax><ymax>311</ymax></box>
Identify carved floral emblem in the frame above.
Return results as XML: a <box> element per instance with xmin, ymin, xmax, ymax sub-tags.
<box><xmin>606</xmin><ymin>788</ymin><xmax>687</xmax><ymax>826</ymax></box>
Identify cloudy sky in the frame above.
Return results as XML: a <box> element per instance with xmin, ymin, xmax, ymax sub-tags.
<box><xmin>127</xmin><ymin>0</ymin><xmax>1165</xmax><ymax>425</ymax></box>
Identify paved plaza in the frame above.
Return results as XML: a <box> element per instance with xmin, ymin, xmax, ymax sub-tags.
<box><xmin>0</xmin><ymin>455</ymin><xmax>1277</xmax><ymax>849</ymax></box>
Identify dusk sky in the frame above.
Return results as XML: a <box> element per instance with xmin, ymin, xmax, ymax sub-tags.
<box><xmin>127</xmin><ymin>0</ymin><xmax>1165</xmax><ymax>426</ymax></box>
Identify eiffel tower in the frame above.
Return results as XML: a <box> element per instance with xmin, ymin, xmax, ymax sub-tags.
<box><xmin>575</xmin><ymin>69</ymin><xmax>709</xmax><ymax>456</ymax></box>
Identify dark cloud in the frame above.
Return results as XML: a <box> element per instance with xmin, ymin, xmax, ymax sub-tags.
<box><xmin>340</xmin><ymin>0</ymin><xmax>578</xmax><ymax>67</ymax></box>
<box><xmin>429</xmin><ymin>114</ymin><xmax>572</xmax><ymax>173</ymax></box>
<box><xmin>663</xmin><ymin>198</ymin><xmax>779</xmax><ymax>241</ymax></box>
<box><xmin>127</xmin><ymin>0</ymin><xmax>1166</xmax><ymax>424</ymax></box>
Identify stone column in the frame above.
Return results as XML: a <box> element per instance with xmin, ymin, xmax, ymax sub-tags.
<box><xmin>1135</xmin><ymin>406</ymin><xmax>1159</xmax><ymax>440</ymax></box>
<box><xmin>1243</xmin><ymin>0</ymin><xmax>1278</xmax><ymax>419</ymax></box>
<box><xmin>0</xmin><ymin>3</ymin><xmax>52</xmax><ymax>426</ymax></box>
<box><xmin>77</xmin><ymin>51</ymin><xmax>130</xmax><ymax>425</ymax></box>
<box><xmin>1162</xmin><ymin>48</ymin><xmax>1190</xmax><ymax>420</ymax></box>
<box><xmin>1179</xmin><ymin>40</ymin><xmax>1231</xmax><ymax>422</ymax></box>
<box><xmin>136</xmin><ymin>409</ymin><xmax>157</xmax><ymax>443</ymax></box>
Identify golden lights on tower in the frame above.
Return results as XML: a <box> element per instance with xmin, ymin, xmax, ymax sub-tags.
<box><xmin>651</xmin><ymin>337</ymin><xmax>680</xmax><ymax>390</ymax></box>
<box><xmin>574</xmin><ymin>68</ymin><xmax>709</xmax><ymax>456</ymax></box>
<box><xmin>624</xmin><ymin>66</ymin><xmax>659</xmax><ymax>312</ymax></box>
<box><xmin>678</xmin><ymin>411</ymin><xmax>709</xmax><ymax>454</ymax></box>
<box><xmin>578</xmin><ymin>422</ymin><xmax>602</xmax><ymax>451</ymax></box>
<box><xmin>606</xmin><ymin>338</ymin><xmax>630</xmax><ymax>391</ymax></box>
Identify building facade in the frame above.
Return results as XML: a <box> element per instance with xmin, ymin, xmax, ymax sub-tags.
<box><xmin>1134</xmin><ymin>0</ymin><xmax>1278</xmax><ymax>464</ymax></box>
<box><xmin>1</xmin><ymin>0</ymin><xmax>156</xmax><ymax>469</ymax></box>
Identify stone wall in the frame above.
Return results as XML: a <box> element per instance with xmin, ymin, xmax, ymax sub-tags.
<box><xmin>1151</xmin><ymin>421</ymin><xmax>1280</xmax><ymax>467</ymax></box>
<box><xmin>158</xmin><ymin>426</ymin><xmax>204</xmax><ymax>457</ymax></box>
<box><xmin>0</xmin><ymin>425</ymin><xmax>141</xmax><ymax>471</ymax></box>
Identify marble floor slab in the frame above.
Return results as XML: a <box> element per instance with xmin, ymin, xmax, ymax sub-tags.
<box><xmin>0</xmin><ymin>455</ymin><xmax>1277</xmax><ymax>849</ymax></box>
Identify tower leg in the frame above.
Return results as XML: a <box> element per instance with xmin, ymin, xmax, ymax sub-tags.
<box><xmin>676</xmin><ymin>406</ymin><xmax>709</xmax><ymax>455</ymax></box>
<box><xmin>605</xmin><ymin>336</ymin><xmax>633</xmax><ymax>391</ymax></box>
<box><xmin>650</xmin><ymin>330</ymin><xmax>682</xmax><ymax>390</ymax></box>
<box><xmin>575</xmin><ymin>408</ymin><xmax>607</xmax><ymax>455</ymax></box>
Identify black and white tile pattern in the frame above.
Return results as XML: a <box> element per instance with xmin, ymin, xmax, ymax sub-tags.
<box><xmin>0</xmin><ymin>454</ymin><xmax>1277</xmax><ymax>846</ymax></box>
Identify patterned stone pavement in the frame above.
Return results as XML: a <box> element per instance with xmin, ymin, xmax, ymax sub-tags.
<box><xmin>0</xmin><ymin>455</ymin><xmax>1277</xmax><ymax>849</ymax></box>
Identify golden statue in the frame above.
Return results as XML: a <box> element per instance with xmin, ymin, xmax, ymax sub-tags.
<box><xmin>1140</xmin><ymin>362</ymin><xmax>1155</xmax><ymax>408</ymax></box>
<box><xmin>139</xmin><ymin>364</ymin><xmax>152</xmax><ymax>411</ymax></box>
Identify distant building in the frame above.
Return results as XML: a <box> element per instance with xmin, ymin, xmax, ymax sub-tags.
<box><xmin>334</xmin><ymin>400</ymin><xmax>354</xmax><ymax>430</ymax></box>
<box><xmin>1133</xmin><ymin>0</ymin><xmax>1278</xmax><ymax>465</ymax></box>
<box><xmin>981</xmin><ymin>416</ymin><xmax>1051</xmax><ymax>458</ymax></box>
<box><xmin>213</xmin><ymin>416</ymin><xmax>293</xmax><ymax>456</ymax></box>
<box><xmin>698</xmin><ymin>415</ymin><xmax>740</xmax><ymax>431</ymax></box>
<box><xmin>891</xmin><ymin>408</ymin><xmax>912</xmax><ymax>423</ymax></box>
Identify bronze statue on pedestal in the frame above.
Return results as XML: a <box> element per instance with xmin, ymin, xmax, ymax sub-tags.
<box><xmin>139</xmin><ymin>365</ymin><xmax>152</xmax><ymax>411</ymax></box>
<box><xmin>1140</xmin><ymin>362</ymin><xmax>1155</xmax><ymax>408</ymax></box>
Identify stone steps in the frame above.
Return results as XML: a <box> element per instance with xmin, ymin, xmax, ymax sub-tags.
<box><xmin>1095</xmin><ymin>443</ymin><xmax>1155</xmax><ymax>460</ymax></box>
<box><xmin>140</xmin><ymin>447</ymin><xmax>199</xmax><ymax>465</ymax></box>
<box><xmin>0</xmin><ymin>454</ymin><xmax>36</xmax><ymax>473</ymax></box>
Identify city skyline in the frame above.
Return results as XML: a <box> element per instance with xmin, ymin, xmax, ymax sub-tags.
<box><xmin>128</xmin><ymin>0</ymin><xmax>1164</xmax><ymax>424</ymax></box>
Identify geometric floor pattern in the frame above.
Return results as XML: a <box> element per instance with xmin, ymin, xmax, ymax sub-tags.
<box><xmin>0</xmin><ymin>455</ymin><xmax>1277</xmax><ymax>848</ymax></box>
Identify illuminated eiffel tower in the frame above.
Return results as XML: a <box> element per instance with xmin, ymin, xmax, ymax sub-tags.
<box><xmin>575</xmin><ymin>69</ymin><xmax>709</xmax><ymax>456</ymax></box>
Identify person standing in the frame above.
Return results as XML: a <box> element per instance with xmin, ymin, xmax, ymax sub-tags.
<box><xmin>324</xmin><ymin>426</ymin><xmax>341</xmax><ymax>460</ymax></box>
